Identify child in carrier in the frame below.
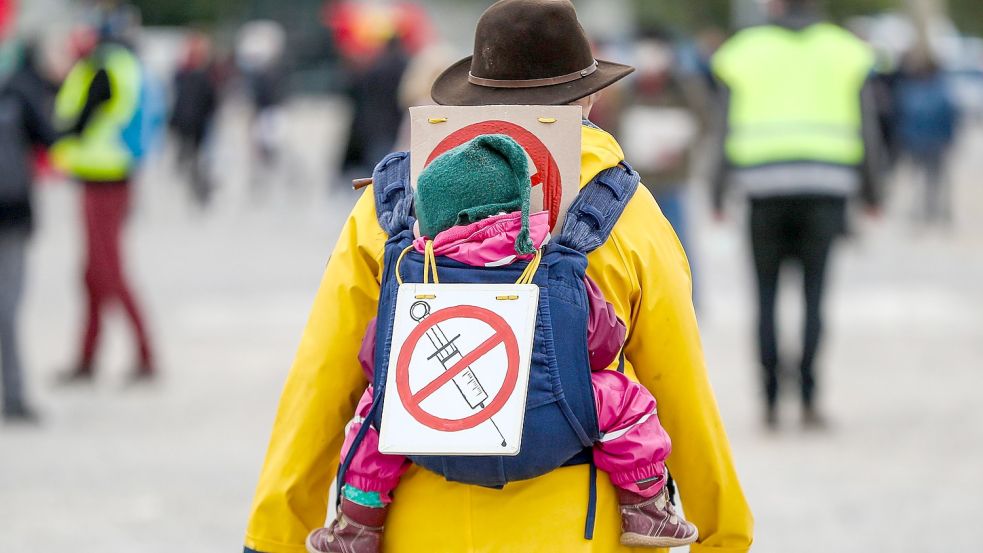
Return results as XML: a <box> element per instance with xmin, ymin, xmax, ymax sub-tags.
<box><xmin>306</xmin><ymin>135</ymin><xmax>698</xmax><ymax>553</ymax></box>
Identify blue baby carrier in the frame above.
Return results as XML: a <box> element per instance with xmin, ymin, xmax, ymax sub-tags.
<box><xmin>338</xmin><ymin>150</ymin><xmax>640</xmax><ymax>538</ymax></box>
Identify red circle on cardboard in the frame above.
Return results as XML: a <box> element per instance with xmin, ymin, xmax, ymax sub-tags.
<box><xmin>395</xmin><ymin>305</ymin><xmax>520</xmax><ymax>432</ymax></box>
<box><xmin>424</xmin><ymin>120</ymin><xmax>563</xmax><ymax>230</ymax></box>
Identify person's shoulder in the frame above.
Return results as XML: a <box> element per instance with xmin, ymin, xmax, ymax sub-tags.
<box><xmin>813</xmin><ymin>23</ymin><xmax>873</xmax><ymax>56</ymax></box>
<box><xmin>587</xmin><ymin>184</ymin><xmax>689</xmax><ymax>296</ymax></box>
<box><xmin>711</xmin><ymin>25</ymin><xmax>776</xmax><ymax>77</ymax></box>
<box><xmin>610</xmin><ymin>185</ymin><xmax>670</xmax><ymax>245</ymax></box>
<box><xmin>718</xmin><ymin>24</ymin><xmax>780</xmax><ymax>51</ymax></box>
<box><xmin>605</xmin><ymin>185</ymin><xmax>683</xmax><ymax>268</ymax></box>
<box><xmin>351</xmin><ymin>182</ymin><xmax>386</xmax><ymax>232</ymax></box>
<box><xmin>332</xmin><ymin>183</ymin><xmax>390</xmax><ymax>271</ymax></box>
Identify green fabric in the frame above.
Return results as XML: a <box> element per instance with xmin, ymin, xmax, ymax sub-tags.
<box><xmin>342</xmin><ymin>485</ymin><xmax>385</xmax><ymax>508</ymax></box>
<box><xmin>712</xmin><ymin>23</ymin><xmax>874</xmax><ymax>167</ymax></box>
<box><xmin>415</xmin><ymin>134</ymin><xmax>534</xmax><ymax>254</ymax></box>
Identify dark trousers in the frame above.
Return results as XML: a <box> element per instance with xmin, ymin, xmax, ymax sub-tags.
<box><xmin>78</xmin><ymin>182</ymin><xmax>153</xmax><ymax>370</ymax></box>
<box><xmin>749</xmin><ymin>196</ymin><xmax>846</xmax><ymax>408</ymax></box>
<box><xmin>176</xmin><ymin>130</ymin><xmax>212</xmax><ymax>207</ymax></box>
<box><xmin>907</xmin><ymin>150</ymin><xmax>952</xmax><ymax>223</ymax></box>
<box><xmin>0</xmin><ymin>230</ymin><xmax>28</xmax><ymax>412</ymax></box>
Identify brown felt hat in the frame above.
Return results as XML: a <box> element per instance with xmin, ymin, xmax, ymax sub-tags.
<box><xmin>431</xmin><ymin>0</ymin><xmax>635</xmax><ymax>106</ymax></box>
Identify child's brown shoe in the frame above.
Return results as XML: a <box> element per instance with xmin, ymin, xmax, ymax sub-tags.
<box><xmin>618</xmin><ymin>487</ymin><xmax>699</xmax><ymax>548</ymax></box>
<box><xmin>305</xmin><ymin>498</ymin><xmax>386</xmax><ymax>553</ymax></box>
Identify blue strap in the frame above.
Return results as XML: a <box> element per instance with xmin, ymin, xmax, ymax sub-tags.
<box><xmin>335</xmin><ymin>385</ymin><xmax>385</xmax><ymax>509</ymax></box>
<box><xmin>371</xmin><ymin>152</ymin><xmax>414</xmax><ymax>236</ymax></box>
<box><xmin>584</xmin><ymin>460</ymin><xmax>598</xmax><ymax>540</ymax></box>
<box><xmin>616</xmin><ymin>351</ymin><xmax>625</xmax><ymax>374</ymax></box>
<box><xmin>558</xmin><ymin>161</ymin><xmax>640</xmax><ymax>254</ymax></box>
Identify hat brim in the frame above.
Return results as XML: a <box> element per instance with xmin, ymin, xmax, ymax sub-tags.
<box><xmin>431</xmin><ymin>56</ymin><xmax>635</xmax><ymax>106</ymax></box>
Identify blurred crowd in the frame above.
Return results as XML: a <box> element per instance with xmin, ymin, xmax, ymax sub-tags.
<box><xmin>0</xmin><ymin>0</ymin><xmax>978</xmax><ymax>426</ymax></box>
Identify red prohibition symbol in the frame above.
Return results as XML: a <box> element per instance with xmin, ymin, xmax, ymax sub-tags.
<box><xmin>424</xmin><ymin>120</ymin><xmax>564</xmax><ymax>230</ymax></box>
<box><xmin>395</xmin><ymin>305</ymin><xmax>520</xmax><ymax>432</ymax></box>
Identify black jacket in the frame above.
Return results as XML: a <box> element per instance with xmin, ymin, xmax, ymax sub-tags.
<box><xmin>0</xmin><ymin>61</ymin><xmax>59</xmax><ymax>233</ymax></box>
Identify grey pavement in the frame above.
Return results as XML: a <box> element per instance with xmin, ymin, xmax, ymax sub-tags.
<box><xmin>1</xmin><ymin>101</ymin><xmax>981</xmax><ymax>552</ymax></box>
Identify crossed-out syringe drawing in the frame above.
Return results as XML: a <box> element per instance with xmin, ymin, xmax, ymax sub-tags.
<box><xmin>408</xmin><ymin>300</ymin><xmax>508</xmax><ymax>447</ymax></box>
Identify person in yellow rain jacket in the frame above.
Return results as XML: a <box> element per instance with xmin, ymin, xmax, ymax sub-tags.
<box><xmin>245</xmin><ymin>1</ymin><xmax>753</xmax><ymax>552</ymax></box>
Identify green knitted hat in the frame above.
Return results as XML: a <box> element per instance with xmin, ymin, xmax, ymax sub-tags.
<box><xmin>416</xmin><ymin>134</ymin><xmax>534</xmax><ymax>254</ymax></box>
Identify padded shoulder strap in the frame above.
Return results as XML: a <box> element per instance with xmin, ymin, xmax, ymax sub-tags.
<box><xmin>372</xmin><ymin>151</ymin><xmax>414</xmax><ymax>236</ymax></box>
<box><xmin>557</xmin><ymin>161</ymin><xmax>640</xmax><ymax>254</ymax></box>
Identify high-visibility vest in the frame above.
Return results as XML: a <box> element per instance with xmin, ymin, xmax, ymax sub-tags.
<box><xmin>52</xmin><ymin>44</ymin><xmax>141</xmax><ymax>181</ymax></box>
<box><xmin>712</xmin><ymin>23</ymin><xmax>874</xmax><ymax>167</ymax></box>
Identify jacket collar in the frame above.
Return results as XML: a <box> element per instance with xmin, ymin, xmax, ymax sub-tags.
<box><xmin>775</xmin><ymin>9</ymin><xmax>824</xmax><ymax>31</ymax></box>
<box><xmin>580</xmin><ymin>123</ymin><xmax>625</xmax><ymax>188</ymax></box>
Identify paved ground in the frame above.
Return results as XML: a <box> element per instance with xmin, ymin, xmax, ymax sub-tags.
<box><xmin>1</xmin><ymin>99</ymin><xmax>981</xmax><ymax>552</ymax></box>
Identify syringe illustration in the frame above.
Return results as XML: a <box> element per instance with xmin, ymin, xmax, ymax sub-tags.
<box><xmin>409</xmin><ymin>301</ymin><xmax>508</xmax><ymax>447</ymax></box>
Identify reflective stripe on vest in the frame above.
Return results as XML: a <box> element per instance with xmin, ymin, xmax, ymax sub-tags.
<box><xmin>52</xmin><ymin>45</ymin><xmax>141</xmax><ymax>181</ymax></box>
<box><xmin>712</xmin><ymin>23</ymin><xmax>874</xmax><ymax>167</ymax></box>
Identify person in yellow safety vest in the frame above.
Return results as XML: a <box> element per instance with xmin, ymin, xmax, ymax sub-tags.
<box><xmin>244</xmin><ymin>1</ymin><xmax>753</xmax><ymax>552</ymax></box>
<box><xmin>51</xmin><ymin>29</ymin><xmax>156</xmax><ymax>383</ymax></box>
<box><xmin>710</xmin><ymin>0</ymin><xmax>884</xmax><ymax>430</ymax></box>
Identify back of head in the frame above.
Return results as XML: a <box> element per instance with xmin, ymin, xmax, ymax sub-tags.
<box><xmin>782</xmin><ymin>0</ymin><xmax>819</xmax><ymax>10</ymax></box>
<box><xmin>770</xmin><ymin>0</ymin><xmax>823</xmax><ymax>23</ymax></box>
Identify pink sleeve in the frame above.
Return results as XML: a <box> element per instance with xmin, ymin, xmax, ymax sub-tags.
<box><xmin>358</xmin><ymin>318</ymin><xmax>378</xmax><ymax>381</ymax></box>
<box><xmin>584</xmin><ymin>276</ymin><xmax>627</xmax><ymax>371</ymax></box>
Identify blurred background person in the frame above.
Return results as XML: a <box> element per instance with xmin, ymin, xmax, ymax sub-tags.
<box><xmin>710</xmin><ymin>0</ymin><xmax>883</xmax><ymax>429</ymax></box>
<box><xmin>608</xmin><ymin>29</ymin><xmax>710</xmax><ymax>276</ymax></box>
<box><xmin>894</xmin><ymin>51</ymin><xmax>960</xmax><ymax>225</ymax></box>
<box><xmin>235</xmin><ymin>19</ymin><xmax>286</xmax><ymax>193</ymax></box>
<box><xmin>339</xmin><ymin>35</ymin><xmax>408</xmax><ymax>181</ymax></box>
<box><xmin>393</xmin><ymin>41</ymin><xmax>453</xmax><ymax>149</ymax></box>
<box><xmin>170</xmin><ymin>30</ymin><xmax>217</xmax><ymax>208</ymax></box>
<box><xmin>0</xmin><ymin>40</ymin><xmax>59</xmax><ymax>422</ymax></box>
<box><xmin>51</xmin><ymin>12</ymin><xmax>156</xmax><ymax>383</ymax></box>
<box><xmin>326</xmin><ymin>0</ymin><xmax>432</xmax><ymax>183</ymax></box>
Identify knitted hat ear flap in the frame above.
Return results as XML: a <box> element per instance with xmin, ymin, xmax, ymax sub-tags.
<box><xmin>514</xmin><ymin>198</ymin><xmax>535</xmax><ymax>255</ymax></box>
<box><xmin>481</xmin><ymin>135</ymin><xmax>535</xmax><ymax>255</ymax></box>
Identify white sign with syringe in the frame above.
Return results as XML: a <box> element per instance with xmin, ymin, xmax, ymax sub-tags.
<box><xmin>378</xmin><ymin>283</ymin><xmax>539</xmax><ymax>456</ymax></box>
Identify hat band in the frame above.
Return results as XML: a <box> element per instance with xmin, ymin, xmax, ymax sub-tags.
<box><xmin>468</xmin><ymin>60</ymin><xmax>598</xmax><ymax>89</ymax></box>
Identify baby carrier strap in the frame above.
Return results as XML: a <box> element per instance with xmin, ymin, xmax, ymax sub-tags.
<box><xmin>555</xmin><ymin>160</ymin><xmax>638</xmax><ymax>540</ymax></box>
<box><xmin>371</xmin><ymin>151</ymin><xmax>414</xmax><ymax>236</ymax></box>
<box><xmin>336</xmin><ymin>152</ymin><xmax>412</xmax><ymax>509</ymax></box>
<box><xmin>557</xmin><ymin>161</ymin><xmax>640</xmax><ymax>254</ymax></box>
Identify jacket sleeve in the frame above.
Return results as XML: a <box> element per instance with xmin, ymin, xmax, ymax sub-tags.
<box><xmin>614</xmin><ymin>187</ymin><xmax>754</xmax><ymax>552</ymax></box>
<box><xmin>15</xmin><ymin>87</ymin><xmax>60</xmax><ymax>148</ymax></box>
<box><xmin>244</xmin><ymin>188</ymin><xmax>388</xmax><ymax>553</ymax></box>
<box><xmin>859</xmin><ymin>77</ymin><xmax>885</xmax><ymax>209</ymax></box>
<box><xmin>708</xmin><ymin>84</ymin><xmax>731</xmax><ymax>214</ymax></box>
<box><xmin>583</xmin><ymin>275</ymin><xmax>626</xmax><ymax>371</ymax></box>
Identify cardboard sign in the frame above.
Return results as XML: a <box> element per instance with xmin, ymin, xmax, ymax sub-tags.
<box><xmin>378</xmin><ymin>283</ymin><xmax>540</xmax><ymax>456</ymax></box>
<box><xmin>410</xmin><ymin>105</ymin><xmax>583</xmax><ymax>232</ymax></box>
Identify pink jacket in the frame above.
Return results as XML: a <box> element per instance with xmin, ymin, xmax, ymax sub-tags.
<box><xmin>359</xmin><ymin>211</ymin><xmax>626</xmax><ymax>376</ymax></box>
<box><xmin>413</xmin><ymin>211</ymin><xmax>551</xmax><ymax>267</ymax></box>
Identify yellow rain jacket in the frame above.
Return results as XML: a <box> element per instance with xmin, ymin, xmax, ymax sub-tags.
<box><xmin>245</xmin><ymin>125</ymin><xmax>754</xmax><ymax>553</ymax></box>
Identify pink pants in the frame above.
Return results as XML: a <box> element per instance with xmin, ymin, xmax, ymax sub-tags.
<box><xmin>341</xmin><ymin>370</ymin><xmax>671</xmax><ymax>502</ymax></box>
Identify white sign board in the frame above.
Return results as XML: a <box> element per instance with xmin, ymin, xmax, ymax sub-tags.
<box><xmin>378</xmin><ymin>283</ymin><xmax>539</xmax><ymax>456</ymax></box>
<box><xmin>409</xmin><ymin>104</ymin><xmax>583</xmax><ymax>232</ymax></box>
